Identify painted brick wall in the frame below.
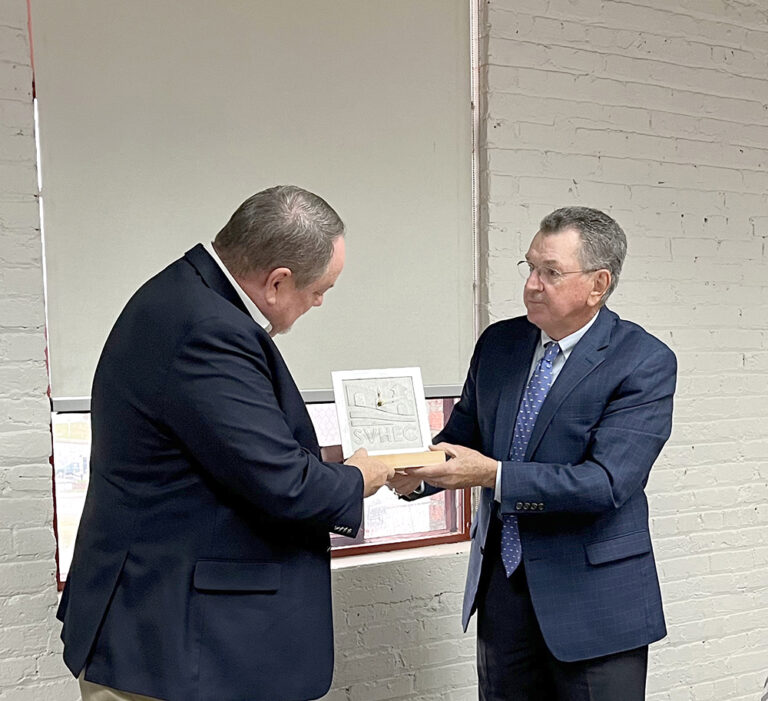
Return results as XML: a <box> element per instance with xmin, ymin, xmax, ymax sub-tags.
<box><xmin>328</xmin><ymin>546</ymin><xmax>476</xmax><ymax>701</ymax></box>
<box><xmin>477</xmin><ymin>1</ymin><xmax>768</xmax><ymax>699</ymax></box>
<box><xmin>0</xmin><ymin>1</ymin><xmax>78</xmax><ymax>698</ymax></box>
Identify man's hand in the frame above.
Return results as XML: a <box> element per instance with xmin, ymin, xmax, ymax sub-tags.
<box><xmin>345</xmin><ymin>448</ymin><xmax>396</xmax><ymax>498</ymax></box>
<box><xmin>386</xmin><ymin>472</ymin><xmax>424</xmax><ymax>498</ymax></box>
<box><xmin>404</xmin><ymin>443</ymin><xmax>497</xmax><ymax>490</ymax></box>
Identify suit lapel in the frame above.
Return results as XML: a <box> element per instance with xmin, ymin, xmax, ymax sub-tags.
<box><xmin>524</xmin><ymin>307</ymin><xmax>616</xmax><ymax>460</ymax></box>
<box><xmin>184</xmin><ymin>244</ymin><xmax>251</xmax><ymax>317</ymax></box>
<box><xmin>492</xmin><ymin>324</ymin><xmax>539</xmax><ymax>460</ymax></box>
<box><xmin>184</xmin><ymin>245</ymin><xmax>322</xmax><ymax>458</ymax></box>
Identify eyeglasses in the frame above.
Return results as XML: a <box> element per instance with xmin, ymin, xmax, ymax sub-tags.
<box><xmin>517</xmin><ymin>260</ymin><xmax>597</xmax><ymax>286</ymax></box>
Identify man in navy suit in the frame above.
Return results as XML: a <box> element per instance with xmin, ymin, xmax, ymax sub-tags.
<box><xmin>58</xmin><ymin>186</ymin><xmax>394</xmax><ymax>701</ymax></box>
<box><xmin>395</xmin><ymin>207</ymin><xmax>676</xmax><ymax>700</ymax></box>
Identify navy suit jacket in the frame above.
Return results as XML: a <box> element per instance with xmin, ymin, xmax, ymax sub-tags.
<box><xmin>434</xmin><ymin>307</ymin><xmax>676</xmax><ymax>661</ymax></box>
<box><xmin>57</xmin><ymin>245</ymin><xmax>363</xmax><ymax>701</ymax></box>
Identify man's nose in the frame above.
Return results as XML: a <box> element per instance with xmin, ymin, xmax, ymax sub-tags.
<box><xmin>524</xmin><ymin>269</ymin><xmax>543</xmax><ymax>291</ymax></box>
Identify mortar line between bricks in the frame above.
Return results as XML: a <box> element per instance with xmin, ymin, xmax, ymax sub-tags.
<box><xmin>652</xmin><ymin>626</ymin><xmax>768</xmax><ymax>651</ymax></box>
<box><xmin>490</xmin><ymin>121</ymin><xmax>768</xmax><ymax>152</ymax></box>
<box><xmin>612</xmin><ymin>0</ymin><xmax>768</xmax><ymax>34</ymax></box>
<box><xmin>0</xmin><ymin>59</ymin><xmax>32</xmax><ymax>70</ymax></box>
<box><xmin>486</xmin><ymin>175</ymin><xmax>768</xmax><ymax>198</ymax></box>
<box><xmin>489</xmin><ymin>36</ymin><xmax>768</xmax><ymax>80</ymax></box>
<box><xmin>486</xmin><ymin>72</ymin><xmax>768</xmax><ymax>110</ymax></box>
<box><xmin>486</xmin><ymin>145</ymin><xmax>768</xmax><ymax>171</ymax></box>
<box><xmin>487</xmin><ymin>4</ymin><xmax>768</xmax><ymax>40</ymax></box>
<box><xmin>489</xmin><ymin>30</ymin><xmax>768</xmax><ymax>62</ymax></box>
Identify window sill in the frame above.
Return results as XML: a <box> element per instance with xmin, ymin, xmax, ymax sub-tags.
<box><xmin>331</xmin><ymin>540</ymin><xmax>471</xmax><ymax>570</ymax></box>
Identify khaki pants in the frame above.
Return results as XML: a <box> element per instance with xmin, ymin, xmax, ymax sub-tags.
<box><xmin>78</xmin><ymin>672</ymin><xmax>164</xmax><ymax>701</ymax></box>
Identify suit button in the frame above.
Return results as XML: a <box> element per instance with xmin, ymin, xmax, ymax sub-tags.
<box><xmin>538</xmin><ymin>503</ymin><xmax>544</xmax><ymax>511</ymax></box>
<box><xmin>523</xmin><ymin>502</ymin><xmax>531</xmax><ymax>510</ymax></box>
<box><xmin>515</xmin><ymin>502</ymin><xmax>523</xmax><ymax>510</ymax></box>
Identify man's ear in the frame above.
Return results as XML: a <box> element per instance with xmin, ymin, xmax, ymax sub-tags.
<box><xmin>588</xmin><ymin>270</ymin><xmax>611</xmax><ymax>307</ymax></box>
<box><xmin>263</xmin><ymin>267</ymin><xmax>292</xmax><ymax>306</ymax></box>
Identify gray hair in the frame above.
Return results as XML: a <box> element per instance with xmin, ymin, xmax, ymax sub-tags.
<box><xmin>539</xmin><ymin>206</ymin><xmax>627</xmax><ymax>301</ymax></box>
<box><xmin>214</xmin><ymin>185</ymin><xmax>344</xmax><ymax>288</ymax></box>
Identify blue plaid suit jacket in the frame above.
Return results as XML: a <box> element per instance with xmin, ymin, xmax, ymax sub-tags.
<box><xmin>435</xmin><ymin>307</ymin><xmax>676</xmax><ymax>662</ymax></box>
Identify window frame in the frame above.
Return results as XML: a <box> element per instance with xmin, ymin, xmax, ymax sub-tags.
<box><xmin>50</xmin><ymin>390</ymin><xmax>471</xmax><ymax>590</ymax></box>
<box><xmin>327</xmin><ymin>396</ymin><xmax>472</xmax><ymax>558</ymax></box>
<box><xmin>38</xmin><ymin>0</ymin><xmax>482</xmax><ymax>589</ymax></box>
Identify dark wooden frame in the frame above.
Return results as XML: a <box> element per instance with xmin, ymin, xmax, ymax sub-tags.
<box><xmin>328</xmin><ymin>397</ymin><xmax>471</xmax><ymax>558</ymax></box>
<box><xmin>331</xmin><ymin>487</ymin><xmax>471</xmax><ymax>558</ymax></box>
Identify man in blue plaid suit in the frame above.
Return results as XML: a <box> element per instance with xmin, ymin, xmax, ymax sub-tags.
<box><xmin>396</xmin><ymin>207</ymin><xmax>677</xmax><ymax>700</ymax></box>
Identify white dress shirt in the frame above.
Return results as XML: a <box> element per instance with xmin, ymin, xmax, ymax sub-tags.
<box><xmin>494</xmin><ymin>313</ymin><xmax>600</xmax><ymax>500</ymax></box>
<box><xmin>203</xmin><ymin>241</ymin><xmax>272</xmax><ymax>333</ymax></box>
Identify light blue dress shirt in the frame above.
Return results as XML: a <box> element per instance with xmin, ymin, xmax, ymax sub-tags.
<box><xmin>494</xmin><ymin>313</ymin><xmax>600</xmax><ymax>500</ymax></box>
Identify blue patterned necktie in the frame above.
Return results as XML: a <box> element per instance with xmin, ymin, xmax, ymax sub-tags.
<box><xmin>500</xmin><ymin>341</ymin><xmax>561</xmax><ymax>577</ymax></box>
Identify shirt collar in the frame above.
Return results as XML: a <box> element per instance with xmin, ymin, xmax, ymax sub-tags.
<box><xmin>203</xmin><ymin>241</ymin><xmax>272</xmax><ymax>333</ymax></box>
<box><xmin>540</xmin><ymin>311</ymin><xmax>599</xmax><ymax>357</ymax></box>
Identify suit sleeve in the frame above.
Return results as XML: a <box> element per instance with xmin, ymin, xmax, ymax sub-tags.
<box><xmin>405</xmin><ymin>329</ymin><xmax>489</xmax><ymax>501</ymax></box>
<box><xmin>499</xmin><ymin>345</ymin><xmax>676</xmax><ymax>515</ymax></box>
<box><xmin>160</xmin><ymin>316</ymin><xmax>363</xmax><ymax>533</ymax></box>
<box><xmin>434</xmin><ymin>328</ymin><xmax>487</xmax><ymax>449</ymax></box>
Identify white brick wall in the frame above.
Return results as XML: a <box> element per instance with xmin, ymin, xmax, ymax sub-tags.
<box><xmin>476</xmin><ymin>1</ymin><xmax>768</xmax><ymax>700</ymax></box>
<box><xmin>0</xmin><ymin>1</ymin><xmax>78</xmax><ymax>698</ymax></box>
<box><xmin>2</xmin><ymin>1</ymin><xmax>766</xmax><ymax>699</ymax></box>
<box><xmin>328</xmin><ymin>546</ymin><xmax>476</xmax><ymax>701</ymax></box>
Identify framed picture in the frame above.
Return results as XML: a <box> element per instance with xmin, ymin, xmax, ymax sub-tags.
<box><xmin>332</xmin><ymin>367</ymin><xmax>431</xmax><ymax>459</ymax></box>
